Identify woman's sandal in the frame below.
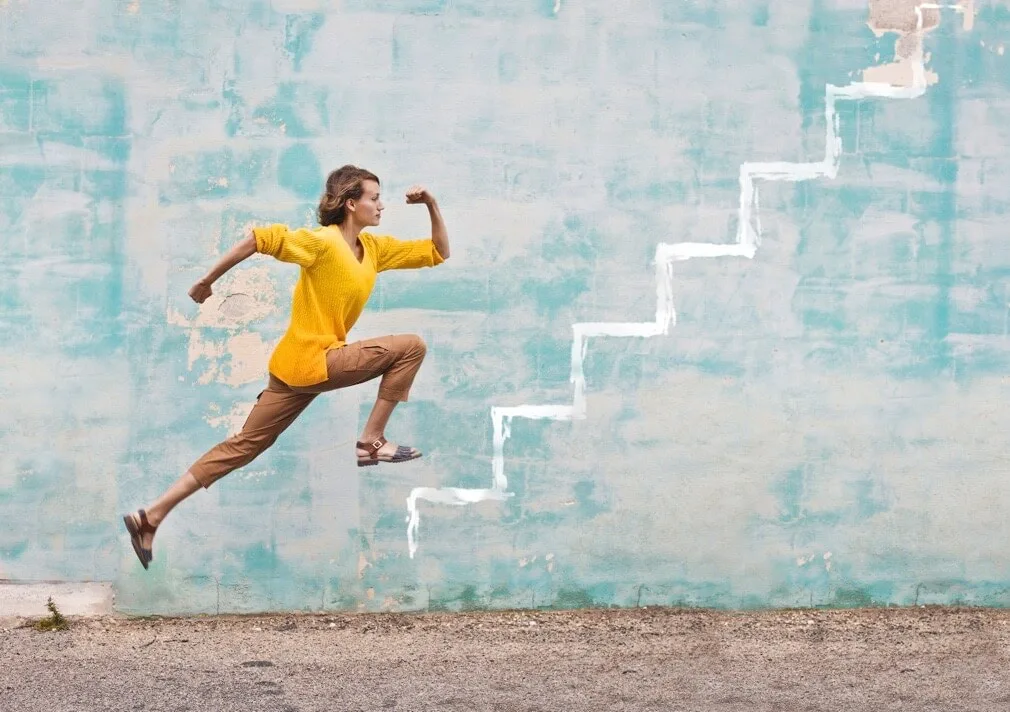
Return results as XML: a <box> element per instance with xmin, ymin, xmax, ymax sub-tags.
<box><xmin>122</xmin><ymin>509</ymin><xmax>157</xmax><ymax>570</ymax></box>
<box><xmin>356</xmin><ymin>436</ymin><xmax>422</xmax><ymax>467</ymax></box>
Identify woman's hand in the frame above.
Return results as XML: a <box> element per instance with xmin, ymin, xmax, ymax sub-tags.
<box><xmin>405</xmin><ymin>185</ymin><xmax>435</xmax><ymax>205</ymax></box>
<box><xmin>407</xmin><ymin>184</ymin><xmax>449</xmax><ymax>260</ymax></box>
<box><xmin>188</xmin><ymin>279</ymin><xmax>213</xmax><ymax>304</ymax></box>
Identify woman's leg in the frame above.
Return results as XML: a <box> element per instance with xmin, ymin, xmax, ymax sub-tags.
<box><xmin>360</xmin><ymin>398</ymin><xmax>398</xmax><ymax>444</ymax></box>
<box><xmin>138</xmin><ymin>471</ymin><xmax>202</xmax><ymax>532</ymax></box>
<box><xmin>355</xmin><ymin>335</ymin><xmax>427</xmax><ymax>461</ymax></box>
<box><xmin>302</xmin><ymin>334</ymin><xmax>428</xmax><ymax>462</ymax></box>
<box><xmin>124</xmin><ymin>376</ymin><xmax>316</xmax><ymax>565</ymax></box>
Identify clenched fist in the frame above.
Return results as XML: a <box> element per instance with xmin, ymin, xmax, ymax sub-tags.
<box><xmin>189</xmin><ymin>279</ymin><xmax>213</xmax><ymax>304</ymax></box>
<box><xmin>405</xmin><ymin>185</ymin><xmax>435</xmax><ymax>205</ymax></box>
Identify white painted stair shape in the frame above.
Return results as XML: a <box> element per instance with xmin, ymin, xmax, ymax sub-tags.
<box><xmin>405</xmin><ymin>3</ymin><xmax>971</xmax><ymax>558</ymax></box>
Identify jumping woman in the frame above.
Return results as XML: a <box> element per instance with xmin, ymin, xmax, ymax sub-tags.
<box><xmin>122</xmin><ymin>165</ymin><xmax>449</xmax><ymax>569</ymax></box>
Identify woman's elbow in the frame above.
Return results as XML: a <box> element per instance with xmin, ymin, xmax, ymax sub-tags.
<box><xmin>239</xmin><ymin>237</ymin><xmax>258</xmax><ymax>260</ymax></box>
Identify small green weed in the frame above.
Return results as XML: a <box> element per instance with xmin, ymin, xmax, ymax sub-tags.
<box><xmin>33</xmin><ymin>597</ymin><xmax>69</xmax><ymax>632</ymax></box>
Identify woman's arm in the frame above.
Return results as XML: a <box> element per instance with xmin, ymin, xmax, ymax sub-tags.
<box><xmin>406</xmin><ymin>185</ymin><xmax>450</xmax><ymax>260</ymax></box>
<box><xmin>188</xmin><ymin>230</ymin><xmax>257</xmax><ymax>304</ymax></box>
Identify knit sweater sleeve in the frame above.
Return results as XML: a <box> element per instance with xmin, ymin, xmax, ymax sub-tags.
<box><xmin>253</xmin><ymin>224</ymin><xmax>329</xmax><ymax>268</ymax></box>
<box><xmin>367</xmin><ymin>233</ymin><xmax>445</xmax><ymax>272</ymax></box>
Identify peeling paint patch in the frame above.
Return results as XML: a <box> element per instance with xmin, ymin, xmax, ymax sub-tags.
<box><xmin>180</xmin><ymin>329</ymin><xmax>271</xmax><ymax>387</ymax></box>
<box><xmin>167</xmin><ymin>266</ymin><xmax>277</xmax><ymax>387</ymax></box>
<box><xmin>862</xmin><ymin>1</ymin><xmax>974</xmax><ymax>86</ymax></box>
<box><xmin>204</xmin><ymin>401</ymin><xmax>254</xmax><ymax>436</ymax></box>
<box><xmin>222</xmin><ymin>331</ymin><xmax>272</xmax><ymax>386</ymax></box>
<box><xmin>167</xmin><ymin>266</ymin><xmax>278</xmax><ymax>330</ymax></box>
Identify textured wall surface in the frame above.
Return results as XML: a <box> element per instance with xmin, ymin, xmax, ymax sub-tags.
<box><xmin>1</xmin><ymin>0</ymin><xmax>1008</xmax><ymax>615</ymax></box>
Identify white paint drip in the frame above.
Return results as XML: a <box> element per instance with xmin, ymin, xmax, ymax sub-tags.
<box><xmin>403</xmin><ymin>4</ymin><xmax>969</xmax><ymax>558</ymax></box>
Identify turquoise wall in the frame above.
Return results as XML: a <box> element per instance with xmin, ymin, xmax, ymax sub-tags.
<box><xmin>2</xmin><ymin>0</ymin><xmax>1008</xmax><ymax>614</ymax></box>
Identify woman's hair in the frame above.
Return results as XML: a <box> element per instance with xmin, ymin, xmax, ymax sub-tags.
<box><xmin>317</xmin><ymin>165</ymin><xmax>380</xmax><ymax>226</ymax></box>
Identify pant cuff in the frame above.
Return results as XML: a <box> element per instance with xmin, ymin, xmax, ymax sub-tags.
<box><xmin>188</xmin><ymin>465</ymin><xmax>217</xmax><ymax>489</ymax></box>
<box><xmin>378</xmin><ymin>386</ymin><xmax>410</xmax><ymax>402</ymax></box>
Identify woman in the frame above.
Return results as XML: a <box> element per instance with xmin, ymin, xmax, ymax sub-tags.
<box><xmin>122</xmin><ymin>165</ymin><xmax>450</xmax><ymax>569</ymax></box>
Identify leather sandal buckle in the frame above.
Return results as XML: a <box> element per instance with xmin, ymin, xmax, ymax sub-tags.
<box><xmin>371</xmin><ymin>439</ymin><xmax>384</xmax><ymax>451</ymax></box>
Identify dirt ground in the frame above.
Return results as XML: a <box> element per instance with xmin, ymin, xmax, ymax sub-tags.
<box><xmin>2</xmin><ymin>606</ymin><xmax>1010</xmax><ymax>711</ymax></box>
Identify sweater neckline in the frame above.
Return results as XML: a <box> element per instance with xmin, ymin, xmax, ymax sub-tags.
<box><xmin>331</xmin><ymin>227</ymin><xmax>368</xmax><ymax>266</ymax></box>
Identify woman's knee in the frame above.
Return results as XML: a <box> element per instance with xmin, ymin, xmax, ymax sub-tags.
<box><xmin>401</xmin><ymin>333</ymin><xmax>426</xmax><ymax>359</ymax></box>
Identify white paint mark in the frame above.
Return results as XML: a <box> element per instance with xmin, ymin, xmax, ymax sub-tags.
<box><xmin>236</xmin><ymin>469</ymin><xmax>271</xmax><ymax>483</ymax></box>
<box><xmin>404</xmin><ymin>4</ymin><xmax>971</xmax><ymax>558</ymax></box>
<box><xmin>553</xmin><ymin>0</ymin><xmax>562</xmax><ymax>14</ymax></box>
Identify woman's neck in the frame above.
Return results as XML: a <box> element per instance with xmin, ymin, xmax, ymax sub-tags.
<box><xmin>337</xmin><ymin>220</ymin><xmax>363</xmax><ymax>248</ymax></box>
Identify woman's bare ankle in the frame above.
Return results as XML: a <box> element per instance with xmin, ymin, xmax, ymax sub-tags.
<box><xmin>136</xmin><ymin>508</ymin><xmax>157</xmax><ymax>528</ymax></box>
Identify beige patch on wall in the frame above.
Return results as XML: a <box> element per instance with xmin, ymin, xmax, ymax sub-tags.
<box><xmin>862</xmin><ymin>0</ymin><xmax>975</xmax><ymax>86</ymax></box>
<box><xmin>167</xmin><ymin>265</ymin><xmax>278</xmax><ymax>390</ymax></box>
<box><xmin>204</xmin><ymin>401</ymin><xmax>256</xmax><ymax>437</ymax></box>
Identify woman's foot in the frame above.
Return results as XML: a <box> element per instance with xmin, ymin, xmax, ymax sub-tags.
<box><xmin>355</xmin><ymin>436</ymin><xmax>422</xmax><ymax>467</ymax></box>
<box><xmin>122</xmin><ymin>509</ymin><xmax>158</xmax><ymax>569</ymax></box>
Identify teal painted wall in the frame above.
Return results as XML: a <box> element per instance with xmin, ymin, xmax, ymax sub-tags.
<box><xmin>2</xmin><ymin>0</ymin><xmax>1008</xmax><ymax>614</ymax></box>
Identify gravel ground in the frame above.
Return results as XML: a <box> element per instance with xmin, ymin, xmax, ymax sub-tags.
<box><xmin>2</xmin><ymin>606</ymin><xmax>1009</xmax><ymax>711</ymax></box>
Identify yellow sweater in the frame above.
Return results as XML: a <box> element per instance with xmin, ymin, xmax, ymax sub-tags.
<box><xmin>253</xmin><ymin>224</ymin><xmax>444</xmax><ymax>387</ymax></box>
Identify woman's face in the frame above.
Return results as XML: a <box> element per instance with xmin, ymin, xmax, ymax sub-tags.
<box><xmin>350</xmin><ymin>180</ymin><xmax>384</xmax><ymax>226</ymax></box>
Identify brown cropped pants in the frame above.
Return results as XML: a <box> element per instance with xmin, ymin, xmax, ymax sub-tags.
<box><xmin>189</xmin><ymin>334</ymin><xmax>427</xmax><ymax>488</ymax></box>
